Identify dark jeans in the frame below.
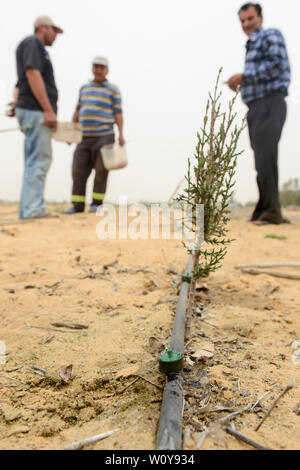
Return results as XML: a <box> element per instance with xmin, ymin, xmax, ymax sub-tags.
<box><xmin>247</xmin><ymin>91</ymin><xmax>287</xmax><ymax>224</ymax></box>
<box><xmin>71</xmin><ymin>134</ymin><xmax>114</xmax><ymax>211</ymax></box>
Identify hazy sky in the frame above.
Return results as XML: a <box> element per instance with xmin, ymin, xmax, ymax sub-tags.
<box><xmin>0</xmin><ymin>0</ymin><xmax>299</xmax><ymax>205</ymax></box>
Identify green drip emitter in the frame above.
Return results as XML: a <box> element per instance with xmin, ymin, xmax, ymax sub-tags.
<box><xmin>158</xmin><ymin>349</ymin><xmax>184</xmax><ymax>374</ymax></box>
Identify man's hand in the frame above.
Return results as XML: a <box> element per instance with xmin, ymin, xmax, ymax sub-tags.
<box><xmin>72</xmin><ymin>110</ymin><xmax>79</xmax><ymax>123</ymax></box>
<box><xmin>6</xmin><ymin>87</ymin><xmax>19</xmax><ymax>117</ymax></box>
<box><xmin>226</xmin><ymin>74</ymin><xmax>243</xmax><ymax>92</ymax></box>
<box><xmin>115</xmin><ymin>112</ymin><xmax>125</xmax><ymax>146</ymax></box>
<box><xmin>119</xmin><ymin>135</ymin><xmax>126</xmax><ymax>146</ymax></box>
<box><xmin>6</xmin><ymin>102</ymin><xmax>16</xmax><ymax>117</ymax></box>
<box><xmin>44</xmin><ymin>109</ymin><xmax>57</xmax><ymax>129</ymax></box>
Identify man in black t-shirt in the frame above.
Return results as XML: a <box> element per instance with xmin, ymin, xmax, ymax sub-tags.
<box><xmin>10</xmin><ymin>16</ymin><xmax>63</xmax><ymax>219</ymax></box>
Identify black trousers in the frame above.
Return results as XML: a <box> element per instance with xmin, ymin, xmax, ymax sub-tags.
<box><xmin>71</xmin><ymin>134</ymin><xmax>114</xmax><ymax>211</ymax></box>
<box><xmin>247</xmin><ymin>91</ymin><xmax>287</xmax><ymax>224</ymax></box>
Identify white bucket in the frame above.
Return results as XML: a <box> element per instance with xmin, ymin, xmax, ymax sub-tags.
<box><xmin>52</xmin><ymin>122</ymin><xmax>82</xmax><ymax>144</ymax></box>
<box><xmin>101</xmin><ymin>144</ymin><xmax>128</xmax><ymax>170</ymax></box>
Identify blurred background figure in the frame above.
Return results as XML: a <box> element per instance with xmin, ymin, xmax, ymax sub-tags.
<box><xmin>10</xmin><ymin>15</ymin><xmax>63</xmax><ymax>219</ymax></box>
<box><xmin>226</xmin><ymin>3</ymin><xmax>291</xmax><ymax>225</ymax></box>
<box><xmin>64</xmin><ymin>56</ymin><xmax>125</xmax><ymax>214</ymax></box>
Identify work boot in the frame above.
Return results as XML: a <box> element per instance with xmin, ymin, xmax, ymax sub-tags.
<box><xmin>63</xmin><ymin>206</ymin><xmax>83</xmax><ymax>215</ymax></box>
<box><xmin>89</xmin><ymin>204</ymin><xmax>102</xmax><ymax>213</ymax></box>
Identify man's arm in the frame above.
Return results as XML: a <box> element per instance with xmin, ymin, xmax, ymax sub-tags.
<box><xmin>112</xmin><ymin>86</ymin><xmax>125</xmax><ymax>145</ymax></box>
<box><xmin>26</xmin><ymin>68</ymin><xmax>57</xmax><ymax>128</ymax></box>
<box><xmin>72</xmin><ymin>89</ymin><xmax>82</xmax><ymax>123</ymax></box>
<box><xmin>72</xmin><ymin>102</ymin><xmax>81</xmax><ymax>123</ymax></box>
<box><xmin>13</xmin><ymin>86</ymin><xmax>19</xmax><ymax>103</ymax></box>
<box><xmin>114</xmin><ymin>112</ymin><xmax>125</xmax><ymax>146</ymax></box>
<box><xmin>72</xmin><ymin>110</ymin><xmax>79</xmax><ymax>123</ymax></box>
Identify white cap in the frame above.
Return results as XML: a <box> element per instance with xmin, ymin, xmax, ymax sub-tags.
<box><xmin>34</xmin><ymin>16</ymin><xmax>63</xmax><ymax>34</ymax></box>
<box><xmin>92</xmin><ymin>56</ymin><xmax>109</xmax><ymax>67</ymax></box>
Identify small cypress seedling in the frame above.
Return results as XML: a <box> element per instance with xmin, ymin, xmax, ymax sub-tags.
<box><xmin>176</xmin><ymin>69</ymin><xmax>246</xmax><ymax>340</ymax></box>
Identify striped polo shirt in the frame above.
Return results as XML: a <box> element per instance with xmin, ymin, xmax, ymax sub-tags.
<box><xmin>77</xmin><ymin>80</ymin><xmax>122</xmax><ymax>136</ymax></box>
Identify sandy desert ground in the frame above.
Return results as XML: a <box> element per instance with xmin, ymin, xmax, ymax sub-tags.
<box><xmin>0</xmin><ymin>202</ymin><xmax>299</xmax><ymax>450</ymax></box>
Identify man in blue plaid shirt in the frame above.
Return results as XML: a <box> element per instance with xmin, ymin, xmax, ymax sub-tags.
<box><xmin>227</xmin><ymin>3</ymin><xmax>291</xmax><ymax>225</ymax></box>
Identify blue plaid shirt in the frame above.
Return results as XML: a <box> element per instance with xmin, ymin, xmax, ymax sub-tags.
<box><xmin>241</xmin><ymin>27</ymin><xmax>291</xmax><ymax>104</ymax></box>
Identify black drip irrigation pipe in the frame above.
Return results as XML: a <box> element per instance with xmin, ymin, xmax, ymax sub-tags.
<box><xmin>156</xmin><ymin>256</ymin><xmax>193</xmax><ymax>450</ymax></box>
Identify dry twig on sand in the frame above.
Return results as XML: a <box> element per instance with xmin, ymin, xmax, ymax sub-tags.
<box><xmin>116</xmin><ymin>375</ymin><xmax>163</xmax><ymax>396</ymax></box>
<box><xmin>0</xmin><ymin>375</ymin><xmax>27</xmax><ymax>385</ymax></box>
<box><xmin>237</xmin><ymin>268</ymin><xmax>300</xmax><ymax>281</ymax></box>
<box><xmin>236</xmin><ymin>263</ymin><xmax>300</xmax><ymax>269</ymax></box>
<box><xmin>26</xmin><ymin>366</ymin><xmax>48</xmax><ymax>376</ymax></box>
<box><xmin>225</xmin><ymin>426</ymin><xmax>271</xmax><ymax>451</ymax></box>
<box><xmin>6</xmin><ymin>363</ymin><xmax>26</xmax><ymax>372</ymax></box>
<box><xmin>236</xmin><ymin>263</ymin><xmax>300</xmax><ymax>280</ymax></box>
<box><xmin>255</xmin><ymin>384</ymin><xmax>294</xmax><ymax>432</ymax></box>
<box><xmin>219</xmin><ymin>403</ymin><xmax>253</xmax><ymax>424</ymax></box>
<box><xmin>26</xmin><ymin>324</ymin><xmax>80</xmax><ymax>334</ymax></box>
<box><xmin>51</xmin><ymin>322</ymin><xmax>88</xmax><ymax>330</ymax></box>
<box><xmin>117</xmin><ymin>377</ymin><xmax>140</xmax><ymax>395</ymax></box>
<box><xmin>134</xmin><ymin>375</ymin><xmax>163</xmax><ymax>391</ymax></box>
<box><xmin>219</xmin><ymin>391</ymin><xmax>271</xmax><ymax>425</ymax></box>
<box><xmin>65</xmin><ymin>430</ymin><xmax>119</xmax><ymax>450</ymax></box>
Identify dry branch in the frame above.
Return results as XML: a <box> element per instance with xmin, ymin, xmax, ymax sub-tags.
<box><xmin>51</xmin><ymin>322</ymin><xmax>88</xmax><ymax>330</ymax></box>
<box><xmin>65</xmin><ymin>430</ymin><xmax>119</xmax><ymax>450</ymax></box>
<box><xmin>117</xmin><ymin>377</ymin><xmax>140</xmax><ymax>395</ymax></box>
<box><xmin>225</xmin><ymin>426</ymin><xmax>271</xmax><ymax>451</ymax></box>
<box><xmin>219</xmin><ymin>403</ymin><xmax>252</xmax><ymax>424</ymax></box>
<box><xmin>0</xmin><ymin>375</ymin><xmax>27</xmax><ymax>385</ymax></box>
<box><xmin>135</xmin><ymin>375</ymin><xmax>163</xmax><ymax>391</ymax></box>
<box><xmin>26</xmin><ymin>324</ymin><xmax>80</xmax><ymax>334</ymax></box>
<box><xmin>237</xmin><ymin>268</ymin><xmax>300</xmax><ymax>281</ymax></box>
<box><xmin>255</xmin><ymin>384</ymin><xmax>294</xmax><ymax>432</ymax></box>
<box><xmin>236</xmin><ymin>263</ymin><xmax>300</xmax><ymax>269</ymax></box>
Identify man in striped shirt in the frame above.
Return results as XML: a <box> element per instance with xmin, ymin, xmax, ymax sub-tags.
<box><xmin>227</xmin><ymin>3</ymin><xmax>291</xmax><ymax>225</ymax></box>
<box><xmin>65</xmin><ymin>56</ymin><xmax>125</xmax><ymax>214</ymax></box>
